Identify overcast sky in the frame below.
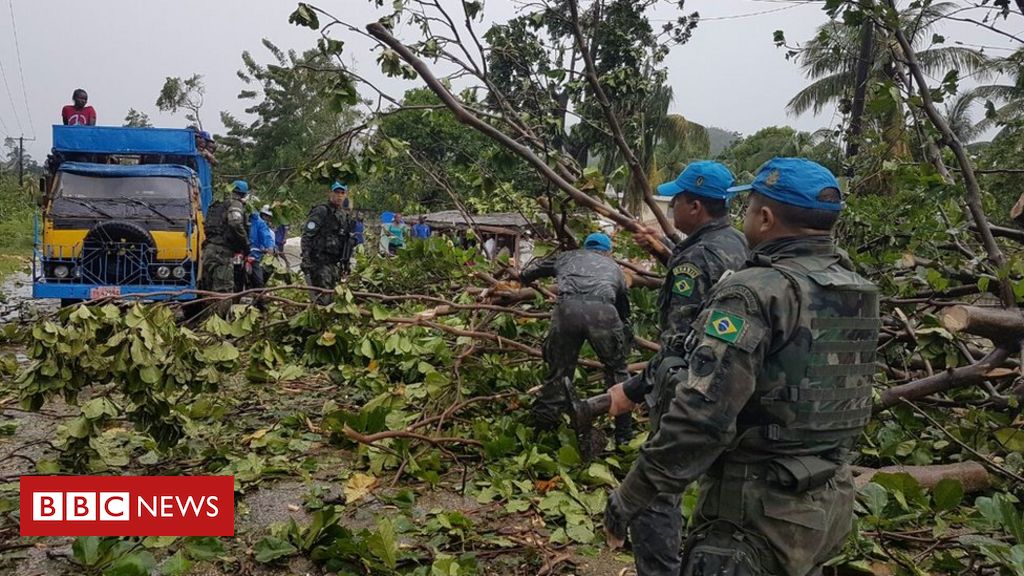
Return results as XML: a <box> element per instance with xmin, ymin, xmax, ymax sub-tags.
<box><xmin>0</xmin><ymin>0</ymin><xmax>1015</xmax><ymax>160</ymax></box>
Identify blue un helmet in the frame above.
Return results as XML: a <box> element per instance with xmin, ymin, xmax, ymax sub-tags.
<box><xmin>331</xmin><ymin>182</ymin><xmax>349</xmax><ymax>192</ymax></box>
<box><xmin>584</xmin><ymin>232</ymin><xmax>612</xmax><ymax>252</ymax></box>
<box><xmin>231</xmin><ymin>180</ymin><xmax>250</xmax><ymax>196</ymax></box>
<box><xmin>727</xmin><ymin>158</ymin><xmax>842</xmax><ymax>212</ymax></box>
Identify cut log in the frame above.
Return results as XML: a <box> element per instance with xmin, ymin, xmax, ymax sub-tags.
<box><xmin>940</xmin><ymin>305</ymin><xmax>1024</xmax><ymax>342</ymax></box>
<box><xmin>851</xmin><ymin>461</ymin><xmax>991</xmax><ymax>493</ymax></box>
<box><xmin>875</xmin><ymin>345</ymin><xmax>1017</xmax><ymax>411</ymax></box>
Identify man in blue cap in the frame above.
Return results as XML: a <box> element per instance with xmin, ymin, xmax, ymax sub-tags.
<box><xmin>604</xmin><ymin>158</ymin><xmax>880</xmax><ymax>576</ymax></box>
<box><xmin>302</xmin><ymin>182</ymin><xmax>355</xmax><ymax>304</ymax></box>
<box><xmin>200</xmin><ymin>180</ymin><xmax>251</xmax><ymax>305</ymax></box>
<box><xmin>606</xmin><ymin>161</ymin><xmax>748</xmax><ymax>576</ymax></box>
<box><xmin>519</xmin><ymin>232</ymin><xmax>634</xmax><ymax>445</ymax></box>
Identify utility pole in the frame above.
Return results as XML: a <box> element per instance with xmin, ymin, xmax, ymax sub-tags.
<box><xmin>18</xmin><ymin>135</ymin><xmax>24</xmax><ymax>186</ymax></box>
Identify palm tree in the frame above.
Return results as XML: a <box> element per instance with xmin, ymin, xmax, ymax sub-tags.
<box><xmin>788</xmin><ymin>2</ymin><xmax>995</xmax><ymax>117</ymax></box>
<box><xmin>965</xmin><ymin>47</ymin><xmax>1024</xmax><ymax>138</ymax></box>
<box><xmin>604</xmin><ymin>84</ymin><xmax>709</xmax><ymax>214</ymax></box>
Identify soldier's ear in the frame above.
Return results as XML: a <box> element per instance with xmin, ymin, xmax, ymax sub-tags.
<box><xmin>758</xmin><ymin>203</ymin><xmax>776</xmax><ymax>234</ymax></box>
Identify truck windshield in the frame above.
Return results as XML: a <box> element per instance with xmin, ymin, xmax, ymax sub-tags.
<box><xmin>57</xmin><ymin>173</ymin><xmax>189</xmax><ymax>201</ymax></box>
<box><xmin>50</xmin><ymin>173</ymin><xmax>192</xmax><ymax>230</ymax></box>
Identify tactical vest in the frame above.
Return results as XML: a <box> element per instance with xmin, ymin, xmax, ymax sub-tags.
<box><xmin>308</xmin><ymin>205</ymin><xmax>351</xmax><ymax>260</ymax></box>
<box><xmin>204</xmin><ymin>200</ymin><xmax>228</xmax><ymax>239</ymax></box>
<box><xmin>739</xmin><ymin>255</ymin><xmax>881</xmax><ymax>451</ymax></box>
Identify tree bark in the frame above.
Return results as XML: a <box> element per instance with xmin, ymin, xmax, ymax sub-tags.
<box><xmin>1011</xmin><ymin>191</ymin><xmax>1024</xmax><ymax>227</ymax></box>
<box><xmin>875</xmin><ymin>344</ymin><xmax>1017</xmax><ymax>411</ymax></box>
<box><xmin>850</xmin><ymin>461</ymin><xmax>990</xmax><ymax>493</ymax></box>
<box><xmin>941</xmin><ymin>305</ymin><xmax>1024</xmax><ymax>342</ymax></box>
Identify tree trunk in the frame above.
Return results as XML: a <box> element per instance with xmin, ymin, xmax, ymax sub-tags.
<box><xmin>850</xmin><ymin>461</ymin><xmax>990</xmax><ymax>492</ymax></box>
<box><xmin>875</xmin><ymin>345</ymin><xmax>1016</xmax><ymax>411</ymax></box>
<box><xmin>940</xmin><ymin>305</ymin><xmax>1024</xmax><ymax>342</ymax></box>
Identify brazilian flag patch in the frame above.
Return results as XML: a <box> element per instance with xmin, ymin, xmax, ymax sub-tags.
<box><xmin>706</xmin><ymin>310</ymin><xmax>745</xmax><ymax>344</ymax></box>
<box><xmin>673</xmin><ymin>276</ymin><xmax>694</xmax><ymax>297</ymax></box>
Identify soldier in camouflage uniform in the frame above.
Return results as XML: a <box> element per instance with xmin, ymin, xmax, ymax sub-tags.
<box><xmin>201</xmin><ymin>180</ymin><xmax>250</xmax><ymax>295</ymax></box>
<box><xmin>520</xmin><ymin>233</ymin><xmax>634</xmax><ymax>443</ymax></box>
<box><xmin>302</xmin><ymin>182</ymin><xmax>354</xmax><ymax>305</ymax></box>
<box><xmin>608</xmin><ymin>162</ymin><xmax>748</xmax><ymax>576</ymax></box>
<box><xmin>604</xmin><ymin>158</ymin><xmax>881</xmax><ymax>576</ymax></box>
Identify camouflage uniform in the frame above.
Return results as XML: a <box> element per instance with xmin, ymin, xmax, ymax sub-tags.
<box><xmin>608</xmin><ymin>235</ymin><xmax>880</xmax><ymax>576</ymax></box>
<box><xmin>200</xmin><ymin>196</ymin><xmax>247</xmax><ymax>293</ymax></box>
<box><xmin>622</xmin><ymin>218</ymin><xmax>747</xmax><ymax>576</ymax></box>
<box><xmin>520</xmin><ymin>249</ymin><xmax>633</xmax><ymax>441</ymax></box>
<box><xmin>301</xmin><ymin>203</ymin><xmax>354</xmax><ymax>305</ymax></box>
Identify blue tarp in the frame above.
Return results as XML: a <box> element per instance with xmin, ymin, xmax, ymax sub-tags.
<box><xmin>57</xmin><ymin>162</ymin><xmax>196</xmax><ymax>181</ymax></box>
<box><xmin>53</xmin><ymin>125</ymin><xmax>197</xmax><ymax>155</ymax></box>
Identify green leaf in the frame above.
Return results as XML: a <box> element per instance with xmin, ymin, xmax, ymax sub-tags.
<box><xmin>859</xmin><ymin>483</ymin><xmax>889</xmax><ymax>517</ymax></box>
<box><xmin>72</xmin><ymin>536</ymin><xmax>102</xmax><ymax>567</ymax></box>
<box><xmin>565</xmin><ymin>520</ymin><xmax>595</xmax><ymax>543</ymax></box>
<box><xmin>201</xmin><ymin>342</ymin><xmax>239</xmax><ymax>363</ymax></box>
<box><xmin>557</xmin><ymin>445</ymin><xmax>580</xmax><ymax>467</ymax></box>
<box><xmin>142</xmin><ymin>536</ymin><xmax>177</xmax><ymax>549</ymax></box>
<box><xmin>183</xmin><ymin>537</ymin><xmax>225</xmax><ymax>561</ymax></box>
<box><xmin>288</xmin><ymin>3</ymin><xmax>320</xmax><ymax>29</ymax></box>
<box><xmin>103</xmin><ymin>551</ymin><xmax>156</xmax><ymax>576</ymax></box>
<box><xmin>933</xmin><ymin>478</ymin><xmax>964</xmax><ymax>512</ymax></box>
<box><xmin>159</xmin><ymin>551</ymin><xmax>191</xmax><ymax>576</ymax></box>
<box><xmin>584</xmin><ymin>463</ymin><xmax>618</xmax><ymax>487</ymax></box>
<box><xmin>139</xmin><ymin>365</ymin><xmax>161</xmax><ymax>384</ymax></box>
<box><xmin>66</xmin><ymin>416</ymin><xmax>92</xmax><ymax>439</ymax></box>
<box><xmin>995</xmin><ymin>428</ymin><xmax>1024</xmax><ymax>452</ymax></box>
<box><xmin>254</xmin><ymin>536</ymin><xmax>298</xmax><ymax>563</ymax></box>
<box><xmin>367</xmin><ymin>517</ymin><xmax>398</xmax><ymax>569</ymax></box>
<box><xmin>82</xmin><ymin>398</ymin><xmax>118</xmax><ymax>420</ymax></box>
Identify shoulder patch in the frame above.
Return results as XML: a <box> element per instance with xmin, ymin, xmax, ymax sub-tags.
<box><xmin>306</xmin><ymin>221</ymin><xmax>317</xmax><ymax>230</ymax></box>
<box><xmin>706</xmin><ymin>310</ymin><xmax>746</xmax><ymax>345</ymax></box>
<box><xmin>672</xmin><ymin>262</ymin><xmax>702</xmax><ymax>279</ymax></box>
<box><xmin>712</xmin><ymin>284</ymin><xmax>760</xmax><ymax>313</ymax></box>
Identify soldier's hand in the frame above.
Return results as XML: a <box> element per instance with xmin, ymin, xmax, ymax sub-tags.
<box><xmin>632</xmin><ymin>225</ymin><xmax>662</xmax><ymax>251</ymax></box>
<box><xmin>607</xmin><ymin>383</ymin><xmax>636</xmax><ymax>416</ymax></box>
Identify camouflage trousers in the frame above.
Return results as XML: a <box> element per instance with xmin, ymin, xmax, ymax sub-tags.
<box><xmin>535</xmin><ymin>299</ymin><xmax>632</xmax><ymax>441</ymax></box>
<box><xmin>303</xmin><ymin>261</ymin><xmax>341</xmax><ymax>305</ymax></box>
<box><xmin>679</xmin><ymin>464</ymin><xmax>855</xmax><ymax>575</ymax></box>
<box><xmin>631</xmin><ymin>361</ymin><xmax>688</xmax><ymax>576</ymax></box>
<box><xmin>630</xmin><ymin>492</ymin><xmax>683</xmax><ymax>576</ymax></box>
<box><xmin>199</xmin><ymin>243</ymin><xmax>238</xmax><ymax>318</ymax></box>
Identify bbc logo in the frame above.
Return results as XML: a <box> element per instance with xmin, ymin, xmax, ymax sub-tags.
<box><xmin>33</xmin><ymin>492</ymin><xmax>130</xmax><ymax>521</ymax></box>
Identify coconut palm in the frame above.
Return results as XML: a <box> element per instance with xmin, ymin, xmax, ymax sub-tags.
<box><xmin>605</xmin><ymin>83</ymin><xmax>710</xmax><ymax>214</ymax></box>
<box><xmin>965</xmin><ymin>47</ymin><xmax>1024</xmax><ymax>138</ymax></box>
<box><xmin>788</xmin><ymin>2</ymin><xmax>996</xmax><ymax>117</ymax></box>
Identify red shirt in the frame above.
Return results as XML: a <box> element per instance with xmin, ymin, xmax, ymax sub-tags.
<box><xmin>62</xmin><ymin>105</ymin><xmax>96</xmax><ymax>126</ymax></box>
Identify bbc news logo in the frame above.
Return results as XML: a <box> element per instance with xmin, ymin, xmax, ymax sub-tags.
<box><xmin>21</xmin><ymin>476</ymin><xmax>234</xmax><ymax>536</ymax></box>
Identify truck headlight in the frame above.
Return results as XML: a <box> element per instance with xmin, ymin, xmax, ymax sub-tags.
<box><xmin>53</xmin><ymin>264</ymin><xmax>69</xmax><ymax>279</ymax></box>
<box><xmin>156</xmin><ymin>266</ymin><xmax>171</xmax><ymax>279</ymax></box>
<box><xmin>172</xmin><ymin>266</ymin><xmax>186</xmax><ymax>279</ymax></box>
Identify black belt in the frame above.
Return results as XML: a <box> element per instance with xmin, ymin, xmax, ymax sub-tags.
<box><xmin>559</xmin><ymin>294</ymin><xmax>613</xmax><ymax>304</ymax></box>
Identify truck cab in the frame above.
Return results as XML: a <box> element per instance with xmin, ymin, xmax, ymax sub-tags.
<box><xmin>34</xmin><ymin>126</ymin><xmax>213</xmax><ymax>302</ymax></box>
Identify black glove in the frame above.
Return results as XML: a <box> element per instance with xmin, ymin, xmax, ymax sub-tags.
<box><xmin>603</xmin><ymin>490</ymin><xmax>630</xmax><ymax>543</ymax></box>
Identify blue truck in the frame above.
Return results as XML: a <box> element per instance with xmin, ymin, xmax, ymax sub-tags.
<box><xmin>34</xmin><ymin>126</ymin><xmax>214</xmax><ymax>303</ymax></box>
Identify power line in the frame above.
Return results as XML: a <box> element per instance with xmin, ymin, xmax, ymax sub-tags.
<box><xmin>8</xmin><ymin>0</ymin><xmax>34</xmax><ymax>138</ymax></box>
<box><xmin>0</xmin><ymin>36</ymin><xmax>23</xmax><ymax>135</ymax></box>
<box><xmin>652</xmin><ymin>3</ymin><xmax>805</xmax><ymax>24</ymax></box>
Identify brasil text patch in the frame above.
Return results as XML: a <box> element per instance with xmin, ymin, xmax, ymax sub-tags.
<box><xmin>706</xmin><ymin>310</ymin><xmax>745</xmax><ymax>344</ymax></box>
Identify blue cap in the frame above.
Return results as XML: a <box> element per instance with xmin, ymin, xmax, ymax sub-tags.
<box><xmin>331</xmin><ymin>182</ymin><xmax>348</xmax><ymax>192</ymax></box>
<box><xmin>657</xmin><ymin>161</ymin><xmax>736</xmax><ymax>200</ymax></box>
<box><xmin>232</xmin><ymin>180</ymin><xmax>250</xmax><ymax>195</ymax></box>
<box><xmin>583</xmin><ymin>232</ymin><xmax>612</xmax><ymax>252</ymax></box>
<box><xmin>200</xmin><ymin>130</ymin><xmax>212</xmax><ymax>141</ymax></box>
<box><xmin>380</xmin><ymin>211</ymin><xmax>395</xmax><ymax>224</ymax></box>
<box><xmin>727</xmin><ymin>157</ymin><xmax>842</xmax><ymax>212</ymax></box>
